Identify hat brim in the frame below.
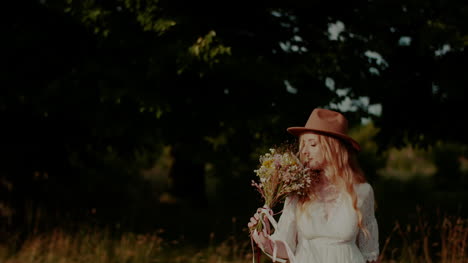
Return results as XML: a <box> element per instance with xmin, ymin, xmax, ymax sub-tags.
<box><xmin>287</xmin><ymin>127</ymin><xmax>361</xmax><ymax>152</ymax></box>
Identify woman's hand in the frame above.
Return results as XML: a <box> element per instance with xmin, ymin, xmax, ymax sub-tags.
<box><xmin>247</xmin><ymin>208</ymin><xmax>272</xmax><ymax>234</ymax></box>
<box><xmin>248</xmin><ymin>208</ymin><xmax>289</xmax><ymax>260</ymax></box>
<box><xmin>248</xmin><ymin>208</ymin><xmax>273</xmax><ymax>252</ymax></box>
<box><xmin>252</xmin><ymin>228</ymin><xmax>289</xmax><ymax>260</ymax></box>
<box><xmin>247</xmin><ymin>210</ymin><xmax>260</xmax><ymax>230</ymax></box>
<box><xmin>251</xmin><ymin>229</ymin><xmax>270</xmax><ymax>249</ymax></box>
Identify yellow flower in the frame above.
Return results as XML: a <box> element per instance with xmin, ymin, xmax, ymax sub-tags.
<box><xmin>262</xmin><ymin>159</ymin><xmax>273</xmax><ymax>168</ymax></box>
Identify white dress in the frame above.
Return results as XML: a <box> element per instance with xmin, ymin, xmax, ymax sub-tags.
<box><xmin>263</xmin><ymin>182</ymin><xmax>379</xmax><ymax>263</ymax></box>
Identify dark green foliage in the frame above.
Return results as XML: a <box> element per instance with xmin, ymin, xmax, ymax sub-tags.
<box><xmin>1</xmin><ymin>0</ymin><xmax>467</xmax><ymax>243</ymax></box>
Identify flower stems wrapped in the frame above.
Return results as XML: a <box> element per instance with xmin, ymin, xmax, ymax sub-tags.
<box><xmin>249</xmin><ymin>144</ymin><xmax>318</xmax><ymax>233</ymax></box>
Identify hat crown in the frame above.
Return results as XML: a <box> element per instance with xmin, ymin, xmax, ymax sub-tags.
<box><xmin>305</xmin><ymin>108</ymin><xmax>348</xmax><ymax>134</ymax></box>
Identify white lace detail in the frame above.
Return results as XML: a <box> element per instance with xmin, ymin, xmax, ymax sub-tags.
<box><xmin>356</xmin><ymin>184</ymin><xmax>380</xmax><ymax>262</ymax></box>
<box><xmin>316</xmin><ymin>184</ymin><xmax>341</xmax><ymax>221</ymax></box>
<box><xmin>362</xmin><ymin>251</ymin><xmax>379</xmax><ymax>262</ymax></box>
<box><xmin>270</xmin><ymin>196</ymin><xmax>299</xmax><ymax>254</ymax></box>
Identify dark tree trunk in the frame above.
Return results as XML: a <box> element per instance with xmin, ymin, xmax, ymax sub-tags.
<box><xmin>168</xmin><ymin>143</ymin><xmax>207</xmax><ymax>206</ymax></box>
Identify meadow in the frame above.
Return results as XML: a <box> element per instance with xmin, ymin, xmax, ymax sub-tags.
<box><xmin>0</xmin><ymin>205</ymin><xmax>466</xmax><ymax>263</ymax></box>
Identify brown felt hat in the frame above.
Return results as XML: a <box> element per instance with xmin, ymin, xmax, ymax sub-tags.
<box><xmin>287</xmin><ymin>108</ymin><xmax>361</xmax><ymax>152</ymax></box>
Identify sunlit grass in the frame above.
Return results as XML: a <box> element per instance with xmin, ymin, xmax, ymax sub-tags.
<box><xmin>0</xmin><ymin>229</ymin><xmax>163</xmax><ymax>263</ymax></box>
<box><xmin>0</xmin><ymin>212</ymin><xmax>466</xmax><ymax>263</ymax></box>
<box><xmin>0</xmin><ymin>228</ymin><xmax>252</xmax><ymax>263</ymax></box>
<box><xmin>380</xmin><ymin>209</ymin><xmax>468</xmax><ymax>263</ymax></box>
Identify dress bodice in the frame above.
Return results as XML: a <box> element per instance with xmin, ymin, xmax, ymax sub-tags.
<box><xmin>297</xmin><ymin>189</ymin><xmax>359</xmax><ymax>242</ymax></box>
<box><xmin>266</xmin><ymin>182</ymin><xmax>380</xmax><ymax>263</ymax></box>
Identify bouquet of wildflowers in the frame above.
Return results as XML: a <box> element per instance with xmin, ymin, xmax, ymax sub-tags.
<box><xmin>249</xmin><ymin>144</ymin><xmax>318</xmax><ymax>234</ymax></box>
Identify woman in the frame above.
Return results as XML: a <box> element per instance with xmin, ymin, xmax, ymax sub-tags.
<box><xmin>248</xmin><ymin>108</ymin><xmax>380</xmax><ymax>263</ymax></box>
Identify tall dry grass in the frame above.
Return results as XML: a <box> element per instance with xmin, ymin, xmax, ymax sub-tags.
<box><xmin>0</xmin><ymin>212</ymin><xmax>466</xmax><ymax>263</ymax></box>
<box><xmin>0</xmin><ymin>228</ymin><xmax>253</xmax><ymax>263</ymax></box>
<box><xmin>379</xmin><ymin>208</ymin><xmax>468</xmax><ymax>263</ymax></box>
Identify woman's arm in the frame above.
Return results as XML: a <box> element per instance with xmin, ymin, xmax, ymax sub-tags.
<box><xmin>356</xmin><ymin>184</ymin><xmax>380</xmax><ymax>263</ymax></box>
<box><xmin>252</xmin><ymin>230</ymin><xmax>290</xmax><ymax>260</ymax></box>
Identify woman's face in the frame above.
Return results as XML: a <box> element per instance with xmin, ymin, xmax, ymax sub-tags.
<box><xmin>299</xmin><ymin>133</ymin><xmax>325</xmax><ymax>170</ymax></box>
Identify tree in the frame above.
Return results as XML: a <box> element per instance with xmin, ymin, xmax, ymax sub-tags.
<box><xmin>2</xmin><ymin>0</ymin><xmax>467</xmax><ymax>233</ymax></box>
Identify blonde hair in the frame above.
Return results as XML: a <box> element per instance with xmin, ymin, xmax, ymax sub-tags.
<box><xmin>297</xmin><ymin>133</ymin><xmax>369</xmax><ymax>236</ymax></box>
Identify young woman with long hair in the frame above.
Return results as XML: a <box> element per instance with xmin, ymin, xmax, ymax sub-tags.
<box><xmin>248</xmin><ymin>108</ymin><xmax>380</xmax><ymax>263</ymax></box>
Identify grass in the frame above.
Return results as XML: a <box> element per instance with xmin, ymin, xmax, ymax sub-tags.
<box><xmin>0</xmin><ymin>227</ymin><xmax>252</xmax><ymax>263</ymax></box>
<box><xmin>0</xmin><ymin>211</ymin><xmax>466</xmax><ymax>263</ymax></box>
<box><xmin>379</xmin><ymin>209</ymin><xmax>468</xmax><ymax>263</ymax></box>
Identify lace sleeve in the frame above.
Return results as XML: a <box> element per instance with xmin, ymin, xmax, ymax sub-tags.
<box><xmin>261</xmin><ymin>195</ymin><xmax>298</xmax><ymax>262</ymax></box>
<box><xmin>271</xmin><ymin>195</ymin><xmax>298</xmax><ymax>252</ymax></box>
<box><xmin>357</xmin><ymin>184</ymin><xmax>380</xmax><ymax>262</ymax></box>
